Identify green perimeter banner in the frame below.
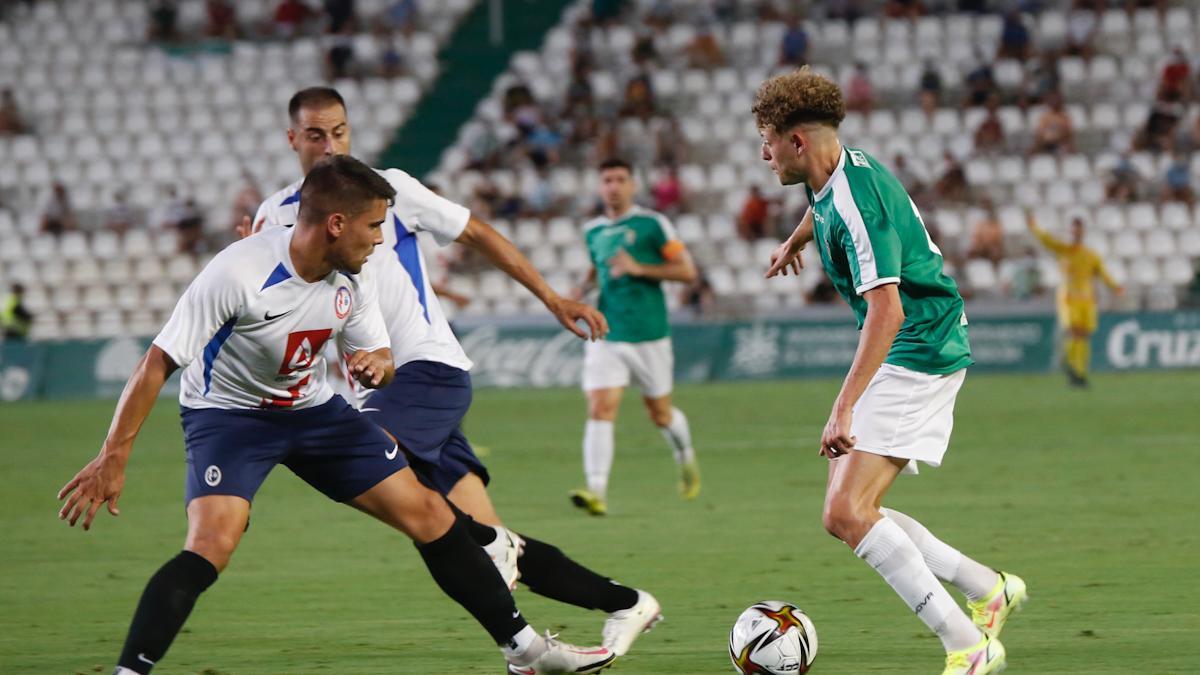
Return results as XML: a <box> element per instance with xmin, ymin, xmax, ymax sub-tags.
<box><xmin>1</xmin><ymin>311</ymin><xmax>1195</xmax><ymax>401</ymax></box>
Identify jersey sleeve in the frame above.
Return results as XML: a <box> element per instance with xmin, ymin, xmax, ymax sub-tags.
<box><xmin>341</xmin><ymin>269</ymin><xmax>391</xmax><ymax>355</ymax></box>
<box><xmin>652</xmin><ymin>213</ymin><xmax>687</xmax><ymax>261</ymax></box>
<box><xmin>383</xmin><ymin>169</ymin><xmax>471</xmax><ymax>246</ymax></box>
<box><xmin>1093</xmin><ymin>252</ymin><xmax>1119</xmax><ymax>290</ymax></box>
<box><xmin>152</xmin><ymin>257</ymin><xmax>245</xmax><ymax>368</ymax></box>
<box><xmin>833</xmin><ymin>181</ymin><xmax>901</xmax><ymax>294</ymax></box>
<box><xmin>1031</xmin><ymin>224</ymin><xmax>1070</xmax><ymax>256</ymax></box>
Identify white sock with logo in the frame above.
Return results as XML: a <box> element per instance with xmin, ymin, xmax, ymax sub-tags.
<box><xmin>583</xmin><ymin>419</ymin><xmax>614</xmax><ymax>499</ymax></box>
<box><xmin>501</xmin><ymin>625</ymin><xmax>541</xmax><ymax>663</ymax></box>
<box><xmin>114</xmin><ymin>668</ymin><xmax>142</xmax><ymax>675</ymax></box>
<box><xmin>882</xmin><ymin>508</ymin><xmax>1000</xmax><ymax>603</ymax></box>
<box><xmin>658</xmin><ymin>407</ymin><xmax>695</xmax><ymax>464</ymax></box>
<box><xmin>855</xmin><ymin>517</ymin><xmax>981</xmax><ymax>652</ymax></box>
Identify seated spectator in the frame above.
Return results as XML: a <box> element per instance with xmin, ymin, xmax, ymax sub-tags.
<box><xmin>105</xmin><ymin>191</ymin><xmax>138</xmax><ymax>235</ymax></box>
<box><xmin>963</xmin><ymin>54</ymin><xmax>997</xmax><ymax>107</ymax></box>
<box><xmin>1007</xmin><ymin>246</ymin><xmax>1042</xmax><ymax>300</ymax></box>
<box><xmin>1</xmin><ymin>283</ymin><xmax>32</xmax><ymax>341</ymax></box>
<box><xmin>205</xmin><ymin>0</ymin><xmax>237</xmax><ymax>39</ymax></box>
<box><xmin>686</xmin><ymin>24</ymin><xmax>725</xmax><ymax>69</ymax></box>
<box><xmin>40</xmin><ymin>182</ymin><xmax>77</xmax><ymax>236</ymax></box>
<box><xmin>1064</xmin><ymin>0</ymin><xmax>1098</xmax><ymax>58</ymax></box>
<box><xmin>1104</xmin><ymin>152</ymin><xmax>1142</xmax><ymax>202</ymax></box>
<box><xmin>884</xmin><ymin>0</ymin><xmax>923</xmax><ymax>19</ymax></box>
<box><xmin>844</xmin><ymin>62</ymin><xmax>873</xmax><ymax>114</ymax></box>
<box><xmin>736</xmin><ymin>186</ymin><xmax>772</xmax><ymax>240</ymax></box>
<box><xmin>825</xmin><ymin>0</ymin><xmax>863</xmax><ymax>23</ymax></box>
<box><xmin>1157</xmin><ymin>47</ymin><xmax>1192</xmax><ymax>103</ymax></box>
<box><xmin>1135</xmin><ymin>99</ymin><xmax>1184</xmax><ymax>152</ymax></box>
<box><xmin>1030</xmin><ymin>91</ymin><xmax>1074</xmax><ymax>155</ymax></box>
<box><xmin>1160</xmin><ymin>153</ymin><xmax>1195</xmax><ymax>207</ymax></box>
<box><xmin>974</xmin><ymin>95</ymin><xmax>1006</xmax><ymax>154</ymax></box>
<box><xmin>147</xmin><ymin>0</ymin><xmax>179</xmax><ymax>42</ymax></box>
<box><xmin>644</xmin><ymin>0</ymin><xmax>674</xmax><ymax>30</ymax></box>
<box><xmin>997</xmin><ymin>10</ymin><xmax>1032</xmax><ymax>61</ymax></box>
<box><xmin>325</xmin><ymin>30</ymin><xmax>356</xmax><ymax>80</ymax></box>
<box><xmin>891</xmin><ymin>154</ymin><xmax>926</xmax><ymax>199</ymax></box>
<box><xmin>275</xmin><ymin>0</ymin><xmax>313</xmax><ymax>37</ymax></box>
<box><xmin>324</xmin><ymin>0</ymin><xmax>356</xmax><ymax>33</ymax></box>
<box><xmin>0</xmin><ymin>89</ymin><xmax>26</xmax><ymax>136</ymax></box>
<box><xmin>620</xmin><ymin>74</ymin><xmax>656</xmax><ymax>119</ymax></box>
<box><xmin>379</xmin><ymin>30</ymin><xmax>407</xmax><ymax>78</ymax></box>
<box><xmin>778</xmin><ymin>16</ymin><xmax>808</xmax><ymax>66</ymax></box>
<box><xmin>651</xmin><ymin>165</ymin><xmax>684</xmax><ymax>215</ymax></box>
<box><xmin>918</xmin><ymin>60</ymin><xmax>942</xmax><ymax>110</ymax></box>
<box><xmin>653</xmin><ymin>116</ymin><xmax>687</xmax><ymax>166</ymax></box>
<box><xmin>385</xmin><ymin>0</ymin><xmax>418</xmax><ymax>35</ymax></box>
<box><xmin>631</xmin><ymin>32</ymin><xmax>659</xmax><ymax>66</ymax></box>
<box><xmin>935</xmin><ymin>151</ymin><xmax>969</xmax><ymax>203</ymax></box>
<box><xmin>591</xmin><ymin>0</ymin><xmax>622</xmax><ymax>24</ymax></box>
<box><xmin>522</xmin><ymin>168</ymin><xmax>556</xmax><ymax>217</ymax></box>
<box><xmin>678</xmin><ymin>269</ymin><xmax>716</xmax><ymax>317</ymax></box>
<box><xmin>1019</xmin><ymin>54</ymin><xmax>1061</xmax><ymax>107</ymax></box>
<box><xmin>967</xmin><ymin>203</ymin><xmax>1005</xmax><ymax>264</ymax></box>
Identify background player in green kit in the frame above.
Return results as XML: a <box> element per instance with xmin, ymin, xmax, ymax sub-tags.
<box><xmin>756</xmin><ymin>68</ymin><xmax>1026</xmax><ymax>675</ymax></box>
<box><xmin>569</xmin><ymin>158</ymin><xmax>700</xmax><ymax>516</ymax></box>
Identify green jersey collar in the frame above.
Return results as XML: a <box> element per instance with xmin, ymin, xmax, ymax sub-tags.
<box><xmin>810</xmin><ymin>145</ymin><xmax>847</xmax><ymax>202</ymax></box>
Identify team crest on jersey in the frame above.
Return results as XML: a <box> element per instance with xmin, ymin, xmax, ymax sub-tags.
<box><xmin>334</xmin><ymin>286</ymin><xmax>352</xmax><ymax>319</ymax></box>
<box><xmin>848</xmin><ymin>149</ymin><xmax>870</xmax><ymax>168</ymax></box>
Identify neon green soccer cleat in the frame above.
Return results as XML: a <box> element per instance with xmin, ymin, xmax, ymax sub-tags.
<box><xmin>970</xmin><ymin>572</ymin><xmax>1028</xmax><ymax>639</ymax></box>
<box><xmin>942</xmin><ymin>634</ymin><xmax>1006</xmax><ymax>675</ymax></box>
<box><xmin>569</xmin><ymin>489</ymin><xmax>608</xmax><ymax>516</ymax></box>
<box><xmin>679</xmin><ymin>461</ymin><xmax>701</xmax><ymax>500</ymax></box>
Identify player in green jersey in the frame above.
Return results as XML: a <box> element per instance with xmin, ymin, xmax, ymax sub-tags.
<box><xmin>568</xmin><ymin>158</ymin><xmax>701</xmax><ymax>516</ymax></box>
<box><xmin>755</xmin><ymin>68</ymin><xmax>1025</xmax><ymax>675</ymax></box>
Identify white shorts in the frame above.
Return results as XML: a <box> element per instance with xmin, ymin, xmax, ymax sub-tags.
<box><xmin>581</xmin><ymin>337</ymin><xmax>674</xmax><ymax>399</ymax></box>
<box><xmin>851</xmin><ymin>363</ymin><xmax>967</xmax><ymax>475</ymax></box>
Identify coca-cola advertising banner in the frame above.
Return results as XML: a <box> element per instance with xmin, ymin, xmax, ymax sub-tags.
<box><xmin>1</xmin><ymin>311</ymin><xmax>1196</xmax><ymax>401</ymax></box>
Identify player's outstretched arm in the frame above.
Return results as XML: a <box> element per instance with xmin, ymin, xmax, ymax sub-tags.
<box><xmin>58</xmin><ymin>345</ymin><xmax>178</xmax><ymax>531</ymax></box>
<box><xmin>457</xmin><ymin>215</ymin><xmax>608</xmax><ymax>341</ymax></box>
<box><xmin>607</xmin><ymin>247</ymin><xmax>698</xmax><ymax>283</ymax></box>
<box><xmin>766</xmin><ymin>208</ymin><xmax>815</xmax><ymax>278</ymax></box>
<box><xmin>347</xmin><ymin>348</ymin><xmax>395</xmax><ymax>389</ymax></box>
<box><xmin>821</xmin><ymin>284</ymin><xmax>904</xmax><ymax>459</ymax></box>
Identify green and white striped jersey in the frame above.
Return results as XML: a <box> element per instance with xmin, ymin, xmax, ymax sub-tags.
<box><xmin>805</xmin><ymin>147</ymin><xmax>972</xmax><ymax>374</ymax></box>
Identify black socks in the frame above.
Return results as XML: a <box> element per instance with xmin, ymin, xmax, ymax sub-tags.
<box><xmin>518</xmin><ymin>535</ymin><xmax>639</xmax><ymax>613</ymax></box>
<box><xmin>116</xmin><ymin>550</ymin><xmax>219</xmax><ymax>674</ymax></box>
<box><xmin>416</xmin><ymin>516</ymin><xmax>526</xmax><ymax>645</ymax></box>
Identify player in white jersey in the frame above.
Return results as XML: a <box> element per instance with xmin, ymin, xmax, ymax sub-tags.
<box><xmin>246</xmin><ymin>88</ymin><xmax>661</xmax><ymax>672</ymax></box>
<box><xmin>57</xmin><ymin>157</ymin><xmax>614</xmax><ymax>675</ymax></box>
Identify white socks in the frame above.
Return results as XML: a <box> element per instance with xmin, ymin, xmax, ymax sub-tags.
<box><xmin>855</xmin><ymin>517</ymin><xmax>981</xmax><ymax>652</ymax></box>
<box><xmin>881</xmin><ymin>508</ymin><xmax>1000</xmax><ymax>603</ymax></box>
<box><xmin>114</xmin><ymin>669</ymin><xmax>141</xmax><ymax>675</ymax></box>
<box><xmin>583</xmin><ymin>419</ymin><xmax>614</xmax><ymax>499</ymax></box>
<box><xmin>501</xmin><ymin>625</ymin><xmax>541</xmax><ymax>663</ymax></box>
<box><xmin>659</xmin><ymin>407</ymin><xmax>696</xmax><ymax>464</ymax></box>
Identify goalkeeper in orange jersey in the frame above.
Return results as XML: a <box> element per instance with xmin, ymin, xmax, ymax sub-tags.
<box><xmin>1026</xmin><ymin>212</ymin><xmax>1123</xmax><ymax>387</ymax></box>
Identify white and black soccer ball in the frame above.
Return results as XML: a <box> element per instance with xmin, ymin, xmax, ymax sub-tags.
<box><xmin>728</xmin><ymin>601</ymin><xmax>818</xmax><ymax>674</ymax></box>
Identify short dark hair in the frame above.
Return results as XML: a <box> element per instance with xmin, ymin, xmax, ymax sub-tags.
<box><xmin>598</xmin><ymin>158</ymin><xmax>633</xmax><ymax>173</ymax></box>
<box><xmin>288</xmin><ymin>87</ymin><xmax>346</xmax><ymax>123</ymax></box>
<box><xmin>298</xmin><ymin>156</ymin><xmax>396</xmax><ymax>226</ymax></box>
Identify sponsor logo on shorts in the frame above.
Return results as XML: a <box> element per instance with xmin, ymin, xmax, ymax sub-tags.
<box><xmin>204</xmin><ymin>465</ymin><xmax>222</xmax><ymax>487</ymax></box>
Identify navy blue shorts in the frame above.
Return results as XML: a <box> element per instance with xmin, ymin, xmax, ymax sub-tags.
<box><xmin>180</xmin><ymin>395</ymin><xmax>406</xmax><ymax>504</ymax></box>
<box><xmin>362</xmin><ymin>361</ymin><xmax>489</xmax><ymax>495</ymax></box>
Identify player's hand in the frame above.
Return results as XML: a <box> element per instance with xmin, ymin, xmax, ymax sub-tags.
<box><xmin>235</xmin><ymin>215</ymin><xmax>265</xmax><ymax>240</ymax></box>
<box><xmin>607</xmin><ymin>249</ymin><xmax>642</xmax><ymax>279</ymax></box>
<box><xmin>348</xmin><ymin>350</ymin><xmax>390</xmax><ymax>388</ymax></box>
<box><xmin>547</xmin><ymin>295</ymin><xmax>608</xmax><ymax>341</ymax></box>
<box><xmin>765</xmin><ymin>240</ymin><xmax>805</xmax><ymax>278</ymax></box>
<box><xmin>57</xmin><ymin>451</ymin><xmax>126</xmax><ymax>531</ymax></box>
<box><xmin>819</xmin><ymin>407</ymin><xmax>856</xmax><ymax>459</ymax></box>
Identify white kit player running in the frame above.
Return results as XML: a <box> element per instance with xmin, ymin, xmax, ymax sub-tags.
<box><xmin>247</xmin><ymin>88</ymin><xmax>661</xmax><ymax>671</ymax></box>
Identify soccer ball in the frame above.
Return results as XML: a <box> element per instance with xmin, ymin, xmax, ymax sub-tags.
<box><xmin>728</xmin><ymin>601</ymin><xmax>818</xmax><ymax>674</ymax></box>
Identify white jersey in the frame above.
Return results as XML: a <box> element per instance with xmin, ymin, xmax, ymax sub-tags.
<box><xmin>254</xmin><ymin>168</ymin><xmax>474</xmax><ymax>373</ymax></box>
<box><xmin>153</xmin><ymin>226</ymin><xmax>390</xmax><ymax>410</ymax></box>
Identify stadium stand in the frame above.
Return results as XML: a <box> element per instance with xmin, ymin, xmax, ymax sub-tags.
<box><xmin>2</xmin><ymin>0</ymin><xmax>1199</xmax><ymax>338</ymax></box>
<box><xmin>429</xmin><ymin>0</ymin><xmax>1200</xmax><ymax>317</ymax></box>
<box><xmin>0</xmin><ymin>0</ymin><xmax>475</xmax><ymax>339</ymax></box>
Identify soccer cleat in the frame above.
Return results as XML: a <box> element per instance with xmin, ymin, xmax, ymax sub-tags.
<box><xmin>679</xmin><ymin>460</ymin><xmax>701</xmax><ymax>500</ymax></box>
<box><xmin>602</xmin><ymin>589</ymin><xmax>663</xmax><ymax>656</ymax></box>
<box><xmin>483</xmin><ymin>526</ymin><xmax>524</xmax><ymax>591</ymax></box>
<box><xmin>506</xmin><ymin>633</ymin><xmax>616</xmax><ymax>674</ymax></box>
<box><xmin>970</xmin><ymin>572</ymin><xmax>1028</xmax><ymax>639</ymax></box>
<box><xmin>942</xmin><ymin>634</ymin><xmax>1006</xmax><ymax>675</ymax></box>
<box><xmin>569</xmin><ymin>489</ymin><xmax>608</xmax><ymax>516</ymax></box>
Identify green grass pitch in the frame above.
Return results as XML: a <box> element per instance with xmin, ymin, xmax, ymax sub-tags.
<box><xmin>2</xmin><ymin>371</ymin><xmax>1198</xmax><ymax>674</ymax></box>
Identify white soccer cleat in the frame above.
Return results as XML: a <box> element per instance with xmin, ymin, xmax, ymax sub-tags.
<box><xmin>506</xmin><ymin>633</ymin><xmax>617</xmax><ymax>674</ymax></box>
<box><xmin>602</xmin><ymin>589</ymin><xmax>663</xmax><ymax>657</ymax></box>
<box><xmin>483</xmin><ymin>525</ymin><xmax>524</xmax><ymax>591</ymax></box>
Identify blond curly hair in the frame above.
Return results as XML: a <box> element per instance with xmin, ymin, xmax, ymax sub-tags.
<box><xmin>752</xmin><ymin>66</ymin><xmax>846</xmax><ymax>132</ymax></box>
